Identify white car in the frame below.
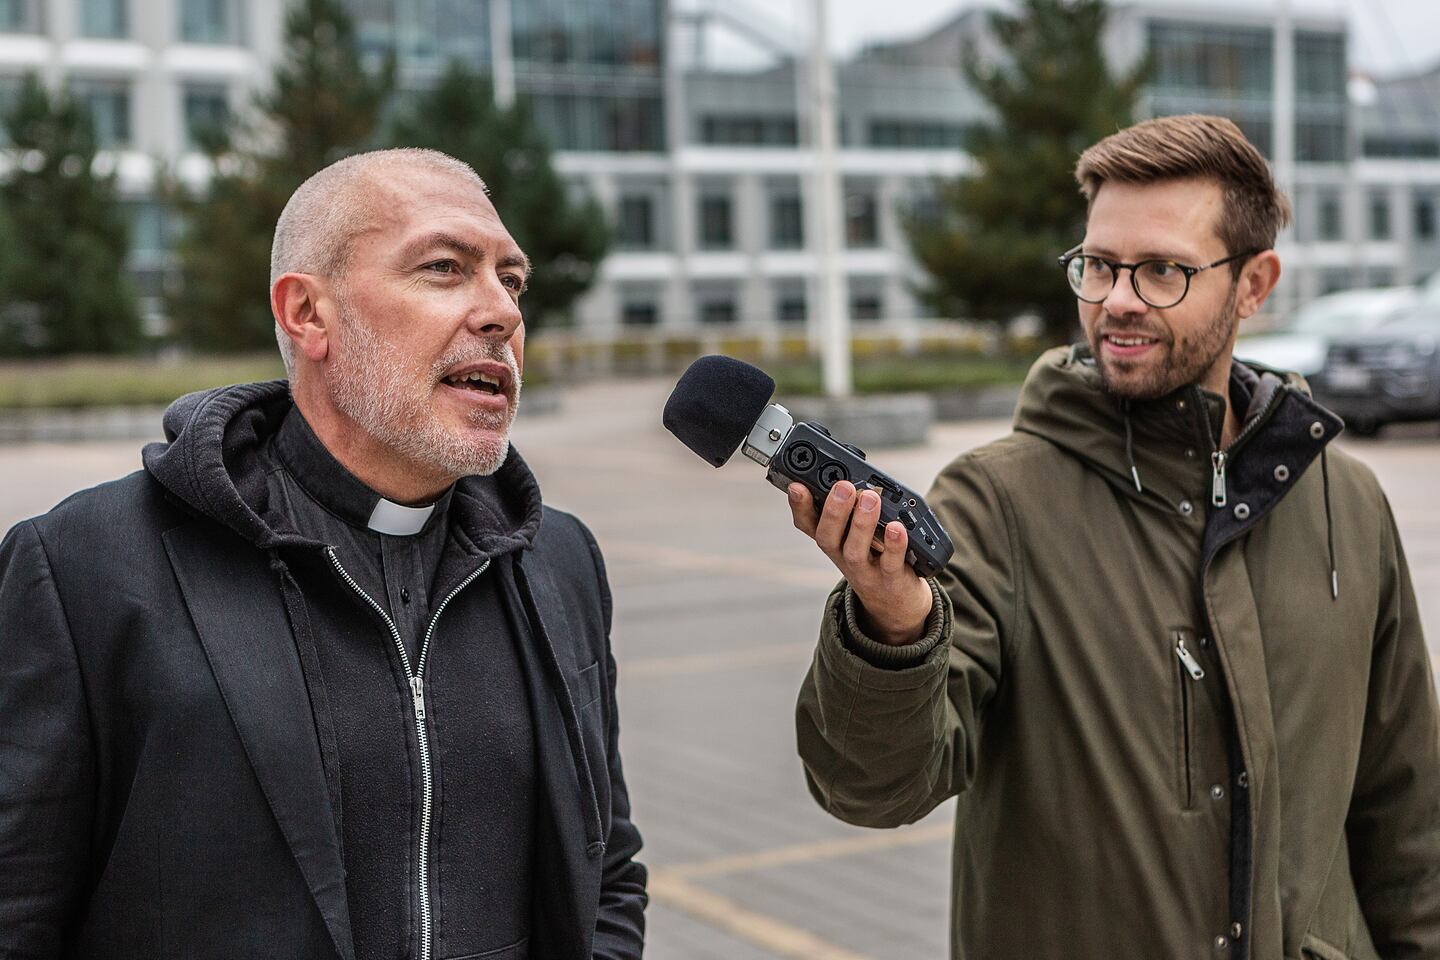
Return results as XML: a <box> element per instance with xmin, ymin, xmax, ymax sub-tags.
<box><xmin>1236</xmin><ymin>286</ymin><xmax>1420</xmax><ymax>377</ymax></box>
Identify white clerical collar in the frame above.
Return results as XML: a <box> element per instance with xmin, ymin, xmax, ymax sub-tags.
<box><xmin>367</xmin><ymin>497</ymin><xmax>436</xmax><ymax>536</ymax></box>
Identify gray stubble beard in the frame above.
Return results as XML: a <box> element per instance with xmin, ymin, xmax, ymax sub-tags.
<box><xmin>327</xmin><ymin>300</ymin><xmax>521</xmax><ymax>481</ymax></box>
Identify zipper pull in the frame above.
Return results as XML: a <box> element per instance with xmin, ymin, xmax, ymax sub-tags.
<box><xmin>409</xmin><ymin>675</ymin><xmax>426</xmax><ymax>720</ymax></box>
<box><xmin>1211</xmin><ymin>450</ymin><xmax>1228</xmax><ymax>507</ymax></box>
<box><xmin>1175</xmin><ymin>638</ymin><xmax>1206</xmax><ymax>680</ymax></box>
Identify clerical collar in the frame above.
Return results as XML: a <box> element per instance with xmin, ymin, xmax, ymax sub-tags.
<box><xmin>273</xmin><ymin>409</ymin><xmax>452</xmax><ymax>536</ymax></box>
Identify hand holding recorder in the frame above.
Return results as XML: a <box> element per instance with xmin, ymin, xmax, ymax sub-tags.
<box><xmin>662</xmin><ymin>356</ymin><xmax>951</xmax><ymax>646</ymax></box>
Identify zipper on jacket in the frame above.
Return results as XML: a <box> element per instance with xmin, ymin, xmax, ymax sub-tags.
<box><xmin>327</xmin><ymin>548</ymin><xmax>490</xmax><ymax>960</ymax></box>
<box><xmin>1206</xmin><ymin>382</ymin><xmax>1287</xmax><ymax>509</ymax></box>
<box><xmin>1175</xmin><ymin>637</ymin><xmax>1205</xmax><ymax>680</ymax></box>
<box><xmin>1174</xmin><ymin>634</ymin><xmax>1204</xmax><ymax>809</ymax></box>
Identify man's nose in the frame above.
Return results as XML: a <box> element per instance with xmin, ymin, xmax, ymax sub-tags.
<box><xmin>467</xmin><ymin>273</ymin><xmax>524</xmax><ymax>338</ymax></box>
<box><xmin>1102</xmin><ymin>267</ymin><xmax>1149</xmax><ymax>317</ymax></box>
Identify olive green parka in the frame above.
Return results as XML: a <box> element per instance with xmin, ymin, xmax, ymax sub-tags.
<box><xmin>797</xmin><ymin>346</ymin><xmax>1440</xmax><ymax>960</ymax></box>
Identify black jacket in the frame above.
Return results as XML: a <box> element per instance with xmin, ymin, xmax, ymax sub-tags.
<box><xmin>0</xmin><ymin>381</ymin><xmax>646</xmax><ymax>959</ymax></box>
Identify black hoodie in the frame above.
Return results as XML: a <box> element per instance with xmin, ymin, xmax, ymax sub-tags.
<box><xmin>0</xmin><ymin>381</ymin><xmax>646</xmax><ymax>960</ymax></box>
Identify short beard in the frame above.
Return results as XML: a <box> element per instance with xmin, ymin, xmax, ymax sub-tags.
<box><xmin>1092</xmin><ymin>284</ymin><xmax>1238</xmax><ymax>401</ymax></box>
<box><xmin>327</xmin><ymin>296</ymin><xmax>521</xmax><ymax>483</ymax></box>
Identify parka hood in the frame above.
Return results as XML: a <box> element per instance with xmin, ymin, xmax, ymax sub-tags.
<box><xmin>1013</xmin><ymin>345</ymin><xmax>1309</xmax><ymax>507</ymax></box>
<box><xmin>142</xmin><ymin>380</ymin><xmax>543</xmax><ymax>555</ymax></box>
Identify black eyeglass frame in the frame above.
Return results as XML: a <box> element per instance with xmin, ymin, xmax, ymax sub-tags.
<box><xmin>1058</xmin><ymin>244</ymin><xmax>1262</xmax><ymax>309</ymax></box>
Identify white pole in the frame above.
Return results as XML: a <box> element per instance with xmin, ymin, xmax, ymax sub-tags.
<box><xmin>810</xmin><ymin>0</ymin><xmax>851</xmax><ymax>397</ymax></box>
<box><xmin>1273</xmin><ymin>0</ymin><xmax>1296</xmax><ymax>311</ymax></box>
<box><xmin>491</xmin><ymin>0</ymin><xmax>515</xmax><ymax>108</ymax></box>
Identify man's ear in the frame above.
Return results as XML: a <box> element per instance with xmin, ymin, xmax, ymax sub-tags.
<box><xmin>272</xmin><ymin>273</ymin><xmax>334</xmax><ymax>364</ymax></box>
<box><xmin>1235</xmin><ymin>250</ymin><xmax>1282</xmax><ymax>320</ymax></box>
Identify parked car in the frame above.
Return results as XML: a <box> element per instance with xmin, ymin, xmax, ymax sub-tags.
<box><xmin>1235</xmin><ymin>285</ymin><xmax>1418</xmax><ymax>377</ymax></box>
<box><xmin>1314</xmin><ymin>291</ymin><xmax>1440</xmax><ymax>436</ymax></box>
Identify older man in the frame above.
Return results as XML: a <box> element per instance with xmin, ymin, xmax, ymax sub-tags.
<box><xmin>0</xmin><ymin>149</ymin><xmax>646</xmax><ymax>960</ymax></box>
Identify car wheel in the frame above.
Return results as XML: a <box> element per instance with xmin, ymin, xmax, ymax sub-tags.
<box><xmin>1347</xmin><ymin>417</ymin><xmax>1382</xmax><ymax>438</ymax></box>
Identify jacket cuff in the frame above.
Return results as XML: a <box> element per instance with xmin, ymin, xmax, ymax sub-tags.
<box><xmin>839</xmin><ymin>578</ymin><xmax>949</xmax><ymax>669</ymax></box>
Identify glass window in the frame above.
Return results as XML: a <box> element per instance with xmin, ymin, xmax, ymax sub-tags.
<box><xmin>1417</xmin><ymin>197</ymin><xmax>1437</xmax><ymax>241</ymax></box>
<box><xmin>71</xmin><ymin>78</ymin><xmax>131</xmax><ymax>148</ymax></box>
<box><xmin>1297</xmin><ymin>118</ymin><xmax>1347</xmax><ymax>163</ymax></box>
<box><xmin>0</xmin><ymin>0</ymin><xmax>42</xmax><ymax>32</ymax></box>
<box><xmin>769</xmin><ymin>194</ymin><xmax>804</xmax><ymax>250</ymax></box>
<box><xmin>845</xmin><ymin>189</ymin><xmax>879</xmax><ymax>248</ymax></box>
<box><xmin>78</xmin><ymin>0</ymin><xmax>126</xmax><ymax>37</ymax></box>
<box><xmin>1147</xmin><ymin>22</ymin><xmax>1272</xmax><ymax>99</ymax></box>
<box><xmin>621</xmin><ymin>301</ymin><xmax>658</xmax><ymax>326</ymax></box>
<box><xmin>180</xmin><ymin>0</ymin><xmax>240</xmax><ymax>44</ymax></box>
<box><xmin>1319</xmin><ymin>269</ymin><xmax>1351</xmax><ymax>295</ymax></box>
<box><xmin>867</xmin><ymin>120</ymin><xmax>966</xmax><ymax>148</ymax></box>
<box><xmin>698</xmin><ymin>194</ymin><xmax>732</xmax><ymax>250</ymax></box>
<box><xmin>1317</xmin><ymin>189</ymin><xmax>1342</xmax><ymax>241</ymax></box>
<box><xmin>616</xmin><ymin>195</ymin><xmax>654</xmax><ymax>250</ymax></box>
<box><xmin>1369</xmin><ymin>191</ymin><xmax>1392</xmax><ymax>241</ymax></box>
<box><xmin>777</xmin><ymin>296</ymin><xmax>806</xmax><ymax>323</ymax></box>
<box><xmin>850</xmin><ymin>279</ymin><xmax>884</xmax><ymax>322</ymax></box>
<box><xmin>1295</xmin><ymin>31</ymin><xmax>1345</xmax><ymax>104</ymax></box>
<box><xmin>1363</xmin><ymin>136</ymin><xmax>1440</xmax><ymax>159</ymax></box>
<box><xmin>699</xmin><ymin>298</ymin><xmax>736</xmax><ymax>324</ymax></box>
<box><xmin>183</xmin><ymin>84</ymin><xmax>229</xmax><ymax>150</ymax></box>
<box><xmin>699</xmin><ymin>114</ymin><xmax>798</xmax><ymax>146</ymax></box>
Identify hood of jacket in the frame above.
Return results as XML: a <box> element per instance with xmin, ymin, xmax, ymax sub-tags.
<box><xmin>141</xmin><ymin>380</ymin><xmax>543</xmax><ymax>556</ymax></box>
<box><xmin>1012</xmin><ymin>345</ymin><xmax>1323</xmax><ymax>513</ymax></box>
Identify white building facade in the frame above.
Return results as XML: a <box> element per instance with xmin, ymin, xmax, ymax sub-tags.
<box><xmin>1</xmin><ymin>0</ymin><xmax>1437</xmax><ymax>337</ymax></box>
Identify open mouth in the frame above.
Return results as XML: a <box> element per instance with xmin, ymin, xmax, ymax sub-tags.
<box><xmin>442</xmin><ymin>370</ymin><xmax>505</xmax><ymax>395</ymax></box>
<box><xmin>1104</xmin><ymin>334</ymin><xmax>1159</xmax><ymax>348</ymax></box>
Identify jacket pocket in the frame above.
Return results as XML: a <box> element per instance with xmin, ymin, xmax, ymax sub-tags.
<box><xmin>1300</xmin><ymin>932</ymin><xmax>1350</xmax><ymax>960</ymax></box>
<box><xmin>1172</xmin><ymin>628</ymin><xmax>1203</xmax><ymax>810</ymax></box>
<box><xmin>445</xmin><ymin>936</ymin><xmax>529</xmax><ymax>959</ymax></box>
<box><xmin>573</xmin><ymin>659</ymin><xmax>602</xmax><ymax>710</ymax></box>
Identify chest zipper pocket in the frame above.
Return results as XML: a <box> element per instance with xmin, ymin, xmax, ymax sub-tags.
<box><xmin>1173</xmin><ymin>630</ymin><xmax>1204</xmax><ymax>810</ymax></box>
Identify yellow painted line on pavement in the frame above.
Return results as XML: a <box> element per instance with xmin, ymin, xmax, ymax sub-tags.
<box><xmin>602</xmin><ymin>538</ymin><xmax>837</xmax><ymax>589</ymax></box>
<box><xmin>659</xmin><ymin>822</ymin><xmax>953</xmax><ymax>879</ymax></box>
<box><xmin>648</xmin><ymin>825</ymin><xmax>951</xmax><ymax>960</ymax></box>
<box><xmin>648</xmin><ymin>874</ymin><xmax>876</xmax><ymax>960</ymax></box>
<box><xmin>621</xmin><ymin>641</ymin><xmax>815</xmax><ymax>679</ymax></box>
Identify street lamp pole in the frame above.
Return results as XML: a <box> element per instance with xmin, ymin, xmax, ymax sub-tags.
<box><xmin>1273</xmin><ymin>0</ymin><xmax>1295</xmax><ymax>310</ymax></box>
<box><xmin>810</xmin><ymin>0</ymin><xmax>851</xmax><ymax>397</ymax></box>
<box><xmin>491</xmin><ymin>0</ymin><xmax>515</xmax><ymax>108</ymax></box>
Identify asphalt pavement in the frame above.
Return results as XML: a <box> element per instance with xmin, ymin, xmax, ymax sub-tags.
<box><xmin>2</xmin><ymin>377</ymin><xmax>1437</xmax><ymax>959</ymax></box>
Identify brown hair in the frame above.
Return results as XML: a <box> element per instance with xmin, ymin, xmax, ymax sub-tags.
<box><xmin>1074</xmin><ymin>115</ymin><xmax>1291</xmax><ymax>270</ymax></box>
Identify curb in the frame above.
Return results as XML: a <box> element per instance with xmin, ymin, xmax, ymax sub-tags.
<box><xmin>0</xmin><ymin>387</ymin><xmax>565</xmax><ymax>445</ymax></box>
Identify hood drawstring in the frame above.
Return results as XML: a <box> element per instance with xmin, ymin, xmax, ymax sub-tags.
<box><xmin>269</xmin><ymin>551</ymin><xmax>345</xmax><ymax>838</ymax></box>
<box><xmin>1320</xmin><ymin>449</ymin><xmax>1338</xmax><ymax>599</ymax></box>
<box><xmin>1122</xmin><ymin>401</ymin><xmax>1144</xmax><ymax>493</ymax></box>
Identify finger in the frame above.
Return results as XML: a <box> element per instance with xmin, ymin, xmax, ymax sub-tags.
<box><xmin>814</xmin><ymin>481</ymin><xmax>857</xmax><ymax>553</ymax></box>
<box><xmin>877</xmin><ymin>521</ymin><xmax>910</xmax><ymax>577</ymax></box>
<box><xmin>842</xmin><ymin>489</ymin><xmax>883</xmax><ymax>567</ymax></box>
<box><xmin>788</xmin><ymin>483</ymin><xmax>818</xmax><ymax>537</ymax></box>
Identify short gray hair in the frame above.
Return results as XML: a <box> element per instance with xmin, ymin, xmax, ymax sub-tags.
<box><xmin>270</xmin><ymin>148</ymin><xmax>488</xmax><ymax>377</ymax></box>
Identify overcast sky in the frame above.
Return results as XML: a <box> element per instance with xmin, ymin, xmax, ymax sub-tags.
<box><xmin>719</xmin><ymin>0</ymin><xmax>1440</xmax><ymax>78</ymax></box>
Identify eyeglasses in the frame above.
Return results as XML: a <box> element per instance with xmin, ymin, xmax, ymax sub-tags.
<box><xmin>1058</xmin><ymin>245</ymin><xmax>1260</xmax><ymax>309</ymax></box>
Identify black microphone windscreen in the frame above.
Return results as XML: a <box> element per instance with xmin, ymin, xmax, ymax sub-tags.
<box><xmin>663</xmin><ymin>356</ymin><xmax>776</xmax><ymax>467</ymax></box>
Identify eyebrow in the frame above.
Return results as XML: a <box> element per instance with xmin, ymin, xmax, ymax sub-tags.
<box><xmin>400</xmin><ymin>231</ymin><xmax>532</xmax><ymax>279</ymax></box>
<box><xmin>1083</xmin><ymin>246</ymin><xmax>1201</xmax><ymax>263</ymax></box>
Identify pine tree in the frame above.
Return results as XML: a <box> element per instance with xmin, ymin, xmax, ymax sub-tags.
<box><xmin>0</xmin><ymin>75</ymin><xmax>141</xmax><ymax>356</ymax></box>
<box><xmin>386</xmin><ymin>63</ymin><xmax>610</xmax><ymax>328</ymax></box>
<box><xmin>168</xmin><ymin>0</ymin><xmax>392</xmax><ymax>352</ymax></box>
<box><xmin>903</xmin><ymin>0</ymin><xmax>1147</xmax><ymax>343</ymax></box>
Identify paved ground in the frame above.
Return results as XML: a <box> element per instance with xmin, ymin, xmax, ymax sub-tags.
<box><xmin>2</xmin><ymin>378</ymin><xmax>1438</xmax><ymax>959</ymax></box>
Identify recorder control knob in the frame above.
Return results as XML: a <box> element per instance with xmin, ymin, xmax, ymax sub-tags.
<box><xmin>898</xmin><ymin>509</ymin><xmax>918</xmax><ymax>529</ymax></box>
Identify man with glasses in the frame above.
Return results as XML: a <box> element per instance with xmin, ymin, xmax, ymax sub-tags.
<box><xmin>788</xmin><ymin>115</ymin><xmax>1439</xmax><ymax>958</ymax></box>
